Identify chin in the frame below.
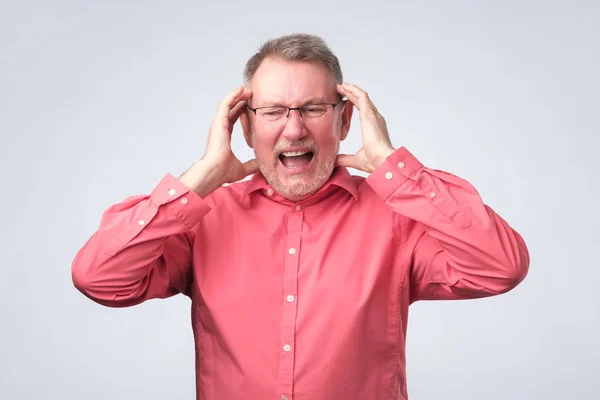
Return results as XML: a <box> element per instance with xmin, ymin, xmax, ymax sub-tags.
<box><xmin>259</xmin><ymin>156</ymin><xmax>335</xmax><ymax>200</ymax></box>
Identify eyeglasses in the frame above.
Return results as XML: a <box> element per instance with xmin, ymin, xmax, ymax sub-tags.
<box><xmin>246</xmin><ymin>102</ymin><xmax>339</xmax><ymax>121</ymax></box>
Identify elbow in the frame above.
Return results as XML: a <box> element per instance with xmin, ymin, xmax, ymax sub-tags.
<box><xmin>484</xmin><ymin>223</ymin><xmax>531</xmax><ymax>295</ymax></box>
<box><xmin>71</xmin><ymin>256</ymin><xmax>94</xmax><ymax>297</ymax></box>
<box><xmin>71</xmin><ymin>237</ymin><xmax>107</xmax><ymax>302</ymax></box>
<box><xmin>71</xmin><ymin>257</ymin><xmax>106</xmax><ymax>304</ymax></box>
<box><xmin>71</xmin><ymin>255</ymin><xmax>141</xmax><ymax>308</ymax></box>
<box><xmin>500</xmin><ymin>259</ymin><xmax>529</xmax><ymax>294</ymax></box>
<box><xmin>495</xmin><ymin>243</ymin><xmax>530</xmax><ymax>294</ymax></box>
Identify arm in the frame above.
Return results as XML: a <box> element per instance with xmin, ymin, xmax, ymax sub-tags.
<box><xmin>71</xmin><ymin>174</ymin><xmax>211</xmax><ymax>307</ymax></box>
<box><xmin>366</xmin><ymin>147</ymin><xmax>529</xmax><ymax>302</ymax></box>
<box><xmin>335</xmin><ymin>82</ymin><xmax>529</xmax><ymax>303</ymax></box>
<box><xmin>72</xmin><ymin>86</ymin><xmax>259</xmax><ymax>307</ymax></box>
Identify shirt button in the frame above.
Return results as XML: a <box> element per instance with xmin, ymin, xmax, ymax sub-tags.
<box><xmin>138</xmin><ymin>220</ymin><xmax>145</xmax><ymax>226</ymax></box>
<box><xmin>287</xmin><ymin>295</ymin><xmax>294</xmax><ymax>302</ymax></box>
<box><xmin>180</xmin><ymin>197</ymin><xmax>188</xmax><ymax>205</ymax></box>
<box><xmin>295</xmin><ymin>205</ymin><xmax>302</xmax><ymax>211</ymax></box>
<box><xmin>168</xmin><ymin>189</ymin><xmax>176</xmax><ymax>196</ymax></box>
<box><xmin>397</xmin><ymin>161</ymin><xmax>405</xmax><ymax>168</ymax></box>
<box><xmin>385</xmin><ymin>172</ymin><xmax>393</xmax><ymax>179</ymax></box>
<box><xmin>281</xmin><ymin>395</ymin><xmax>288</xmax><ymax>400</ymax></box>
<box><xmin>283</xmin><ymin>344</ymin><xmax>291</xmax><ymax>352</ymax></box>
<box><xmin>288</xmin><ymin>248</ymin><xmax>296</xmax><ymax>255</ymax></box>
<box><xmin>430</xmin><ymin>191</ymin><xmax>437</xmax><ymax>198</ymax></box>
<box><xmin>267</xmin><ymin>189</ymin><xmax>274</xmax><ymax>195</ymax></box>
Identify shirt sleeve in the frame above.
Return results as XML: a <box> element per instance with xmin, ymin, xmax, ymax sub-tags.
<box><xmin>71</xmin><ymin>173</ymin><xmax>211</xmax><ymax>307</ymax></box>
<box><xmin>366</xmin><ymin>147</ymin><xmax>530</xmax><ymax>302</ymax></box>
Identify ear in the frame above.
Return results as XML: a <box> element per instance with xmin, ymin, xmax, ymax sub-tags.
<box><xmin>240</xmin><ymin>108</ymin><xmax>253</xmax><ymax>148</ymax></box>
<box><xmin>339</xmin><ymin>100</ymin><xmax>353</xmax><ymax>141</ymax></box>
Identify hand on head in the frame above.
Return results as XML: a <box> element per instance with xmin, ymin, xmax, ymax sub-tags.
<box><xmin>202</xmin><ymin>86</ymin><xmax>259</xmax><ymax>183</ymax></box>
<box><xmin>335</xmin><ymin>83</ymin><xmax>395</xmax><ymax>173</ymax></box>
<box><xmin>179</xmin><ymin>86</ymin><xmax>258</xmax><ymax>197</ymax></box>
<box><xmin>182</xmin><ymin>81</ymin><xmax>396</xmax><ymax>199</ymax></box>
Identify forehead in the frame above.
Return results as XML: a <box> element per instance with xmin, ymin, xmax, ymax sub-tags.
<box><xmin>250</xmin><ymin>58</ymin><xmax>336</xmax><ymax>104</ymax></box>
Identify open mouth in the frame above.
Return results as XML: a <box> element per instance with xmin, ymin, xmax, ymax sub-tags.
<box><xmin>279</xmin><ymin>150</ymin><xmax>315</xmax><ymax>169</ymax></box>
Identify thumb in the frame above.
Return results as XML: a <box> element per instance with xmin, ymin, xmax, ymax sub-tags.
<box><xmin>242</xmin><ymin>159</ymin><xmax>259</xmax><ymax>176</ymax></box>
<box><xmin>335</xmin><ymin>154</ymin><xmax>356</xmax><ymax>168</ymax></box>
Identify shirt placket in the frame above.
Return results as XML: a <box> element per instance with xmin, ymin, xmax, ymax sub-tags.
<box><xmin>277</xmin><ymin>203</ymin><xmax>304</xmax><ymax>400</ymax></box>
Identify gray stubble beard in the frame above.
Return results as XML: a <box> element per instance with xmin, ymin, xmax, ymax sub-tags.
<box><xmin>253</xmin><ymin>133</ymin><xmax>339</xmax><ymax>200</ymax></box>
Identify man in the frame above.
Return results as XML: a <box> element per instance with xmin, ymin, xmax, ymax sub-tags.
<box><xmin>72</xmin><ymin>33</ymin><xmax>529</xmax><ymax>400</ymax></box>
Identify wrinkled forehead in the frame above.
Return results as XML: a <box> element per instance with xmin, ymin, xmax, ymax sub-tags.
<box><xmin>249</xmin><ymin>58</ymin><xmax>338</xmax><ymax>106</ymax></box>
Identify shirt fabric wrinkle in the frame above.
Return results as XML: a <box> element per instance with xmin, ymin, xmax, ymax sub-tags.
<box><xmin>71</xmin><ymin>146</ymin><xmax>530</xmax><ymax>400</ymax></box>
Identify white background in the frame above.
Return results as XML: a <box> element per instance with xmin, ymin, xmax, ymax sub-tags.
<box><xmin>1</xmin><ymin>0</ymin><xmax>598</xmax><ymax>399</ymax></box>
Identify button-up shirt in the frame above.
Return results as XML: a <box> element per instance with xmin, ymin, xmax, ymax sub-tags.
<box><xmin>72</xmin><ymin>146</ymin><xmax>529</xmax><ymax>400</ymax></box>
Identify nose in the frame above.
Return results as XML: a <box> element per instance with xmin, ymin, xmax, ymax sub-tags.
<box><xmin>281</xmin><ymin>109</ymin><xmax>308</xmax><ymax>141</ymax></box>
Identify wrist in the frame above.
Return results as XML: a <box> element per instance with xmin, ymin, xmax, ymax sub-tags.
<box><xmin>179</xmin><ymin>159</ymin><xmax>224</xmax><ymax>198</ymax></box>
<box><xmin>372</xmin><ymin>146</ymin><xmax>396</xmax><ymax>169</ymax></box>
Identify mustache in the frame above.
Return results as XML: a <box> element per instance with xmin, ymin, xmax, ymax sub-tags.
<box><xmin>273</xmin><ymin>140</ymin><xmax>317</xmax><ymax>153</ymax></box>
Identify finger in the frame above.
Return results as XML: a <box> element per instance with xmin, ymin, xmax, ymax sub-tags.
<box><xmin>239</xmin><ymin>109</ymin><xmax>250</xmax><ymax>133</ymax></box>
<box><xmin>242</xmin><ymin>159</ymin><xmax>259</xmax><ymax>176</ymax></box>
<box><xmin>336</xmin><ymin>84</ymin><xmax>359</xmax><ymax>110</ymax></box>
<box><xmin>336</xmin><ymin>83</ymin><xmax>349</xmax><ymax>97</ymax></box>
<box><xmin>337</xmin><ymin>83</ymin><xmax>370</xmax><ymax>114</ymax></box>
<box><xmin>216</xmin><ymin>88</ymin><xmax>252</xmax><ymax>133</ymax></box>
<box><xmin>340</xmin><ymin>83</ymin><xmax>378</xmax><ymax>115</ymax></box>
<box><xmin>335</xmin><ymin>154</ymin><xmax>356</xmax><ymax>169</ymax></box>
<box><xmin>228</xmin><ymin>99</ymin><xmax>248</xmax><ymax>125</ymax></box>
<box><xmin>217</xmin><ymin>86</ymin><xmax>252</xmax><ymax>119</ymax></box>
<box><xmin>341</xmin><ymin>82</ymin><xmax>367</xmax><ymax>97</ymax></box>
<box><xmin>343</xmin><ymin>83</ymin><xmax>376</xmax><ymax>112</ymax></box>
<box><xmin>219</xmin><ymin>86</ymin><xmax>244</xmax><ymax>112</ymax></box>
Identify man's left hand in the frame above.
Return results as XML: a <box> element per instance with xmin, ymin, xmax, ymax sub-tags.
<box><xmin>335</xmin><ymin>83</ymin><xmax>396</xmax><ymax>173</ymax></box>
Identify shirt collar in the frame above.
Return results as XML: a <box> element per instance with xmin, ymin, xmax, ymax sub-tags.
<box><xmin>241</xmin><ymin>166</ymin><xmax>358</xmax><ymax>205</ymax></box>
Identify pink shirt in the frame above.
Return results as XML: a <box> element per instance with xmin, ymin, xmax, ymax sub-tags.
<box><xmin>72</xmin><ymin>146</ymin><xmax>529</xmax><ymax>400</ymax></box>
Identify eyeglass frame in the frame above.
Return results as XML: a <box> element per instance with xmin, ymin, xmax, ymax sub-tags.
<box><xmin>245</xmin><ymin>100</ymin><xmax>344</xmax><ymax>120</ymax></box>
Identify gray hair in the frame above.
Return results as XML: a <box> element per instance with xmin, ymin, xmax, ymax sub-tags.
<box><xmin>243</xmin><ymin>33</ymin><xmax>343</xmax><ymax>86</ymax></box>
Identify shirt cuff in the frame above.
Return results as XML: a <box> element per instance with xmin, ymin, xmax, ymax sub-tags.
<box><xmin>150</xmin><ymin>173</ymin><xmax>212</xmax><ymax>229</ymax></box>
<box><xmin>366</xmin><ymin>146</ymin><xmax>425</xmax><ymax>201</ymax></box>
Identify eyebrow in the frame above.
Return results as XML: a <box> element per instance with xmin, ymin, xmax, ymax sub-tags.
<box><xmin>258</xmin><ymin>97</ymin><xmax>329</xmax><ymax>107</ymax></box>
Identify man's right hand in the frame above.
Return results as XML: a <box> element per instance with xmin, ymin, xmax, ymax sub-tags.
<box><xmin>179</xmin><ymin>86</ymin><xmax>259</xmax><ymax>198</ymax></box>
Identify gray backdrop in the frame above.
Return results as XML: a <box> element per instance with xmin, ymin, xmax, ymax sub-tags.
<box><xmin>1</xmin><ymin>0</ymin><xmax>598</xmax><ymax>399</ymax></box>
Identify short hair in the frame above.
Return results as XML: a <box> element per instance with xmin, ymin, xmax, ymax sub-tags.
<box><xmin>243</xmin><ymin>33</ymin><xmax>343</xmax><ymax>86</ymax></box>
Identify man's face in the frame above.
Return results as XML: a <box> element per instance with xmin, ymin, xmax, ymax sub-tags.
<box><xmin>241</xmin><ymin>58</ymin><xmax>352</xmax><ymax>201</ymax></box>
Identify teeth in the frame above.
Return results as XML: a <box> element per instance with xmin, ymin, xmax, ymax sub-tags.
<box><xmin>281</xmin><ymin>150</ymin><xmax>310</xmax><ymax>157</ymax></box>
